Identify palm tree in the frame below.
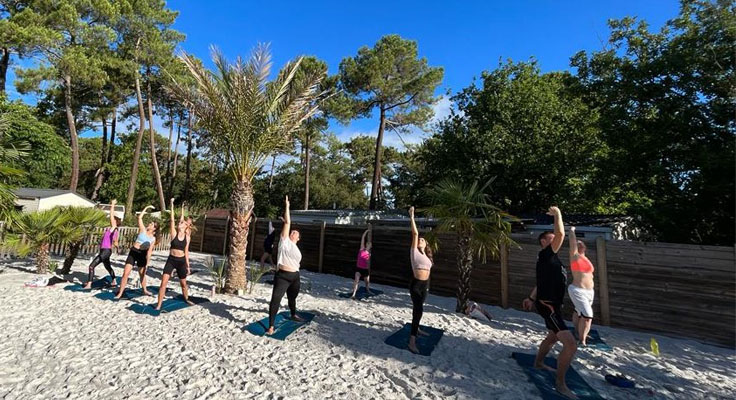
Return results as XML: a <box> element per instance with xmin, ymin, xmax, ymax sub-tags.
<box><xmin>170</xmin><ymin>44</ymin><xmax>325</xmax><ymax>293</ymax></box>
<box><xmin>423</xmin><ymin>178</ymin><xmax>515</xmax><ymax>313</ymax></box>
<box><xmin>0</xmin><ymin>114</ymin><xmax>29</xmax><ymax>221</ymax></box>
<box><xmin>57</xmin><ymin>207</ymin><xmax>108</xmax><ymax>274</ymax></box>
<box><xmin>6</xmin><ymin>209</ymin><xmax>66</xmax><ymax>274</ymax></box>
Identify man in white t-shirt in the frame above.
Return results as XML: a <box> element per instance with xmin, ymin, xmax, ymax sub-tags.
<box><xmin>266</xmin><ymin>196</ymin><xmax>305</xmax><ymax>335</ymax></box>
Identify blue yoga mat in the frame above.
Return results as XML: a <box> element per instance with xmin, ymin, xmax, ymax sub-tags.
<box><xmin>568</xmin><ymin>328</ymin><xmax>611</xmax><ymax>351</ymax></box>
<box><xmin>244</xmin><ymin>312</ymin><xmax>316</xmax><ymax>340</ymax></box>
<box><xmin>338</xmin><ymin>287</ymin><xmax>384</xmax><ymax>300</ymax></box>
<box><xmin>512</xmin><ymin>352</ymin><xmax>603</xmax><ymax>400</ymax></box>
<box><xmin>64</xmin><ymin>277</ymin><xmax>121</xmax><ymax>292</ymax></box>
<box><xmin>128</xmin><ymin>295</ymin><xmax>210</xmax><ymax>316</ymax></box>
<box><xmin>94</xmin><ymin>286</ymin><xmax>158</xmax><ymax>301</ymax></box>
<box><xmin>384</xmin><ymin>323</ymin><xmax>444</xmax><ymax>356</ymax></box>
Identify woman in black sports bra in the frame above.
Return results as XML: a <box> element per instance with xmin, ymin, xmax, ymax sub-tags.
<box><xmin>155</xmin><ymin>198</ymin><xmax>194</xmax><ymax>310</ymax></box>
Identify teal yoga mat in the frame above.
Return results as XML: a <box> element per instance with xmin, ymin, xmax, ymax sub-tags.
<box><xmin>64</xmin><ymin>277</ymin><xmax>121</xmax><ymax>292</ymax></box>
<box><xmin>384</xmin><ymin>323</ymin><xmax>444</xmax><ymax>356</ymax></box>
<box><xmin>94</xmin><ymin>286</ymin><xmax>158</xmax><ymax>301</ymax></box>
<box><xmin>128</xmin><ymin>295</ymin><xmax>210</xmax><ymax>316</ymax></box>
<box><xmin>338</xmin><ymin>287</ymin><xmax>384</xmax><ymax>300</ymax></box>
<box><xmin>244</xmin><ymin>312</ymin><xmax>315</xmax><ymax>340</ymax></box>
<box><xmin>511</xmin><ymin>352</ymin><xmax>603</xmax><ymax>400</ymax></box>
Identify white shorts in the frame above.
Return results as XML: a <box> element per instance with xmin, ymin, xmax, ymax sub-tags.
<box><xmin>568</xmin><ymin>285</ymin><xmax>594</xmax><ymax>319</ymax></box>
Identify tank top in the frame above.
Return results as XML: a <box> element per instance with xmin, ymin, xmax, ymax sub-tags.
<box><xmin>411</xmin><ymin>248</ymin><xmax>432</xmax><ymax>271</ymax></box>
<box><xmin>571</xmin><ymin>255</ymin><xmax>594</xmax><ymax>273</ymax></box>
<box><xmin>135</xmin><ymin>232</ymin><xmax>154</xmax><ymax>250</ymax></box>
<box><xmin>277</xmin><ymin>237</ymin><xmax>302</xmax><ymax>271</ymax></box>
<box><xmin>356</xmin><ymin>249</ymin><xmax>370</xmax><ymax>269</ymax></box>
<box><xmin>170</xmin><ymin>234</ymin><xmax>187</xmax><ymax>251</ymax></box>
<box><xmin>100</xmin><ymin>228</ymin><xmax>118</xmax><ymax>249</ymax></box>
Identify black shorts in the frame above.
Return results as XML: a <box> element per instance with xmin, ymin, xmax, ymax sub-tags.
<box><xmin>354</xmin><ymin>267</ymin><xmax>370</xmax><ymax>278</ymax></box>
<box><xmin>125</xmin><ymin>247</ymin><xmax>148</xmax><ymax>268</ymax></box>
<box><xmin>163</xmin><ymin>255</ymin><xmax>188</xmax><ymax>279</ymax></box>
<box><xmin>536</xmin><ymin>301</ymin><xmax>567</xmax><ymax>333</ymax></box>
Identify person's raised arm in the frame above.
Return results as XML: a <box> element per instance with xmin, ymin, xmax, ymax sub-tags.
<box><xmin>138</xmin><ymin>205</ymin><xmax>154</xmax><ymax>233</ymax></box>
<box><xmin>361</xmin><ymin>229</ymin><xmax>369</xmax><ymax>250</ymax></box>
<box><xmin>409</xmin><ymin>206</ymin><xmax>418</xmax><ymax>249</ymax></box>
<box><xmin>281</xmin><ymin>196</ymin><xmax>291</xmax><ymax>239</ymax></box>
<box><xmin>568</xmin><ymin>226</ymin><xmax>578</xmax><ymax>260</ymax></box>
<box><xmin>548</xmin><ymin>206</ymin><xmax>565</xmax><ymax>253</ymax></box>
<box><xmin>268</xmin><ymin>220</ymin><xmax>274</xmax><ymax>235</ymax></box>
<box><xmin>169</xmin><ymin>198</ymin><xmax>176</xmax><ymax>238</ymax></box>
<box><xmin>180</xmin><ymin>202</ymin><xmax>186</xmax><ymax>224</ymax></box>
<box><xmin>109</xmin><ymin>199</ymin><xmax>117</xmax><ymax>228</ymax></box>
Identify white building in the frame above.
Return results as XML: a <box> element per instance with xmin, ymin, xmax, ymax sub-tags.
<box><xmin>14</xmin><ymin>188</ymin><xmax>95</xmax><ymax>213</ymax></box>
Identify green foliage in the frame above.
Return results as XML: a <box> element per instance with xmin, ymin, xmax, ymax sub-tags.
<box><xmin>56</xmin><ymin>205</ymin><xmax>108</xmax><ymax>273</ymax></box>
<box><xmin>419</xmin><ymin>61</ymin><xmax>602</xmax><ymax>214</ymax></box>
<box><xmin>0</xmin><ymin>106</ymin><xmax>29</xmax><ymax>219</ymax></box>
<box><xmin>247</xmin><ymin>263</ymin><xmax>272</xmax><ymax>294</ymax></box>
<box><xmin>4</xmin><ymin>208</ymin><xmax>66</xmax><ymax>273</ymax></box>
<box><xmin>205</xmin><ymin>256</ymin><xmax>227</xmax><ymax>294</ymax></box>
<box><xmin>570</xmin><ymin>0</ymin><xmax>735</xmax><ymax>244</ymax></box>
<box><xmin>0</xmin><ymin>98</ymin><xmax>69</xmax><ymax>189</ymax></box>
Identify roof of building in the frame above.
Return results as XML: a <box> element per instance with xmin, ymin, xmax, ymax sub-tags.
<box><xmin>14</xmin><ymin>187</ymin><xmax>93</xmax><ymax>201</ymax></box>
<box><xmin>515</xmin><ymin>213</ymin><xmax>631</xmax><ymax>227</ymax></box>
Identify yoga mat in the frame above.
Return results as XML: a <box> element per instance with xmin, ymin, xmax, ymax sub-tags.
<box><xmin>128</xmin><ymin>295</ymin><xmax>210</xmax><ymax>316</ymax></box>
<box><xmin>63</xmin><ymin>277</ymin><xmax>120</xmax><ymax>292</ymax></box>
<box><xmin>338</xmin><ymin>287</ymin><xmax>384</xmax><ymax>300</ymax></box>
<box><xmin>568</xmin><ymin>328</ymin><xmax>612</xmax><ymax>351</ymax></box>
<box><xmin>384</xmin><ymin>323</ymin><xmax>444</xmax><ymax>356</ymax></box>
<box><xmin>511</xmin><ymin>352</ymin><xmax>603</xmax><ymax>400</ymax></box>
<box><xmin>244</xmin><ymin>311</ymin><xmax>315</xmax><ymax>340</ymax></box>
<box><xmin>94</xmin><ymin>286</ymin><xmax>158</xmax><ymax>301</ymax></box>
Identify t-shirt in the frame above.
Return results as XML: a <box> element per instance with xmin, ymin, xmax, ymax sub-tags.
<box><xmin>356</xmin><ymin>249</ymin><xmax>370</xmax><ymax>269</ymax></box>
<box><xmin>277</xmin><ymin>237</ymin><xmax>302</xmax><ymax>271</ymax></box>
<box><xmin>100</xmin><ymin>228</ymin><xmax>118</xmax><ymax>249</ymax></box>
<box><xmin>536</xmin><ymin>245</ymin><xmax>567</xmax><ymax>305</ymax></box>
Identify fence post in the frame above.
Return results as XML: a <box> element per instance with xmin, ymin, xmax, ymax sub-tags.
<box><xmin>199</xmin><ymin>215</ymin><xmax>207</xmax><ymax>253</ymax></box>
<box><xmin>318</xmin><ymin>221</ymin><xmax>326</xmax><ymax>273</ymax></box>
<box><xmin>249</xmin><ymin>216</ymin><xmax>258</xmax><ymax>261</ymax></box>
<box><xmin>500</xmin><ymin>243</ymin><xmax>509</xmax><ymax>309</ymax></box>
<box><xmin>595</xmin><ymin>237</ymin><xmax>611</xmax><ymax>326</ymax></box>
<box><xmin>222</xmin><ymin>216</ymin><xmax>230</xmax><ymax>256</ymax></box>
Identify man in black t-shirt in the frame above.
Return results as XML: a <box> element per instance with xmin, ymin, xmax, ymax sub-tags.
<box><xmin>522</xmin><ymin>206</ymin><xmax>578</xmax><ymax>399</ymax></box>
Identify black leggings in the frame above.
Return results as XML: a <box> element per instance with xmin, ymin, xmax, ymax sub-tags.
<box><xmin>268</xmin><ymin>270</ymin><xmax>301</xmax><ymax>327</ymax></box>
<box><xmin>88</xmin><ymin>248</ymin><xmax>115</xmax><ymax>282</ymax></box>
<box><xmin>410</xmin><ymin>277</ymin><xmax>429</xmax><ymax>336</ymax></box>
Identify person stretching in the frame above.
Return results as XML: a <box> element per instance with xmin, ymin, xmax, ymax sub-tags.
<box><xmin>266</xmin><ymin>196</ymin><xmax>305</xmax><ymax>335</ymax></box>
<box><xmin>83</xmin><ymin>199</ymin><xmax>120</xmax><ymax>289</ymax></box>
<box><xmin>155</xmin><ymin>198</ymin><xmax>193</xmax><ymax>310</ymax></box>
<box><xmin>522</xmin><ymin>206</ymin><xmax>578</xmax><ymax>399</ymax></box>
<box><xmin>408</xmin><ymin>206</ymin><xmax>432</xmax><ymax>354</ymax></box>
<box><xmin>114</xmin><ymin>205</ymin><xmax>159</xmax><ymax>299</ymax></box>
<box><xmin>567</xmin><ymin>226</ymin><xmax>595</xmax><ymax>346</ymax></box>
<box><xmin>350</xmin><ymin>229</ymin><xmax>373</xmax><ymax>299</ymax></box>
<box><xmin>260</xmin><ymin>220</ymin><xmax>278</xmax><ymax>269</ymax></box>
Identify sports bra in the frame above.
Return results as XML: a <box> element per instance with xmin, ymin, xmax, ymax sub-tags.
<box><xmin>171</xmin><ymin>234</ymin><xmax>188</xmax><ymax>251</ymax></box>
<box><xmin>135</xmin><ymin>232</ymin><xmax>154</xmax><ymax>249</ymax></box>
<box><xmin>411</xmin><ymin>248</ymin><xmax>432</xmax><ymax>271</ymax></box>
<box><xmin>571</xmin><ymin>255</ymin><xmax>594</xmax><ymax>273</ymax></box>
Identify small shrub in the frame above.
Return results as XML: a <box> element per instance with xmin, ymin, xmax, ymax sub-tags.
<box><xmin>205</xmin><ymin>256</ymin><xmax>227</xmax><ymax>293</ymax></box>
<box><xmin>247</xmin><ymin>264</ymin><xmax>272</xmax><ymax>294</ymax></box>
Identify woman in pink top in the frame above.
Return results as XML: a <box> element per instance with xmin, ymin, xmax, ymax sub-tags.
<box><xmin>83</xmin><ymin>200</ymin><xmax>120</xmax><ymax>289</ymax></box>
<box><xmin>408</xmin><ymin>206</ymin><xmax>432</xmax><ymax>354</ymax></box>
<box><xmin>350</xmin><ymin>229</ymin><xmax>373</xmax><ymax>299</ymax></box>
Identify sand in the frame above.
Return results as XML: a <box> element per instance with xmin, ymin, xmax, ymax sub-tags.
<box><xmin>0</xmin><ymin>251</ymin><xmax>733</xmax><ymax>399</ymax></box>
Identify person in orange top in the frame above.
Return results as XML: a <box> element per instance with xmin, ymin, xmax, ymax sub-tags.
<box><xmin>567</xmin><ymin>226</ymin><xmax>595</xmax><ymax>346</ymax></box>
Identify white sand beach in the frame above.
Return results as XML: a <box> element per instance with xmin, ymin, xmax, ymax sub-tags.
<box><xmin>0</xmin><ymin>251</ymin><xmax>734</xmax><ymax>399</ymax></box>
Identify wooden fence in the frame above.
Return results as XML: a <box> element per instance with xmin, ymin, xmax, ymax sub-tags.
<box><xmin>0</xmin><ymin>224</ymin><xmax>171</xmax><ymax>259</ymax></box>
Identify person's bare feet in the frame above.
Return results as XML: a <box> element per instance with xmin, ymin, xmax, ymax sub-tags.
<box><xmin>154</xmin><ymin>305</ymin><xmax>162</xmax><ymax>311</ymax></box>
<box><xmin>417</xmin><ymin>329</ymin><xmax>430</xmax><ymax>337</ymax></box>
<box><xmin>350</xmin><ymin>295</ymin><xmax>356</xmax><ymax>300</ymax></box>
<box><xmin>291</xmin><ymin>314</ymin><xmax>305</xmax><ymax>323</ymax></box>
<box><xmin>265</xmin><ymin>327</ymin><xmax>275</xmax><ymax>335</ymax></box>
<box><xmin>408</xmin><ymin>342</ymin><xmax>420</xmax><ymax>354</ymax></box>
<box><xmin>534</xmin><ymin>363</ymin><xmax>556</xmax><ymax>372</ymax></box>
<box><xmin>113</xmin><ymin>293</ymin><xmax>123</xmax><ymax>300</ymax></box>
<box><xmin>83</xmin><ymin>283</ymin><xmax>92</xmax><ymax>290</ymax></box>
<box><xmin>185</xmin><ymin>299</ymin><xmax>195</xmax><ymax>306</ymax></box>
<box><xmin>142</xmin><ymin>290</ymin><xmax>153</xmax><ymax>296</ymax></box>
<box><xmin>556</xmin><ymin>383</ymin><xmax>578</xmax><ymax>399</ymax></box>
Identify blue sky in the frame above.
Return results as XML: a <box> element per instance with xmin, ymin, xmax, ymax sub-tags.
<box><xmin>7</xmin><ymin>0</ymin><xmax>680</xmax><ymax>153</ymax></box>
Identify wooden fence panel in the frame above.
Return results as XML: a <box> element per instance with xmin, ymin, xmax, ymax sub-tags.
<box><xmin>202</xmin><ymin>218</ymin><xmax>229</xmax><ymax>255</ymax></box>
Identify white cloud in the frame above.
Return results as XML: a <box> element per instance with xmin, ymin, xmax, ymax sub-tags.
<box><xmin>431</xmin><ymin>95</ymin><xmax>453</xmax><ymax>123</ymax></box>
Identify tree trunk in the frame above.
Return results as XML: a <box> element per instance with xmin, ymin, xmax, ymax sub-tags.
<box><xmin>91</xmin><ymin>116</ymin><xmax>108</xmax><ymax>200</ymax></box>
<box><xmin>268</xmin><ymin>154</ymin><xmax>276</xmax><ymax>191</ymax></box>
<box><xmin>455</xmin><ymin>235</ymin><xmax>474</xmax><ymax>313</ymax></box>
<box><xmin>165</xmin><ymin>109</ymin><xmax>174</xmax><ymax>194</ymax></box>
<box><xmin>63</xmin><ymin>74</ymin><xmax>80</xmax><ymax>192</ymax></box>
<box><xmin>184</xmin><ymin>110</ymin><xmax>193</xmax><ymax>201</ymax></box>
<box><xmin>108</xmin><ymin>107</ymin><xmax>116</xmax><ymax>164</ymax></box>
<box><xmin>304</xmin><ymin>132</ymin><xmax>310</xmax><ymax>210</ymax></box>
<box><xmin>223</xmin><ymin>178</ymin><xmax>253</xmax><ymax>294</ymax></box>
<box><xmin>146</xmin><ymin>75</ymin><xmax>166</xmax><ymax>212</ymax></box>
<box><xmin>125</xmin><ymin>71</ymin><xmax>147</xmax><ymax>219</ymax></box>
<box><xmin>168</xmin><ymin>116</ymin><xmax>182</xmax><ymax>199</ymax></box>
<box><xmin>36</xmin><ymin>242</ymin><xmax>50</xmax><ymax>274</ymax></box>
<box><xmin>0</xmin><ymin>48</ymin><xmax>9</xmax><ymax>94</ymax></box>
<box><xmin>61</xmin><ymin>242</ymin><xmax>81</xmax><ymax>275</ymax></box>
<box><xmin>369</xmin><ymin>107</ymin><xmax>386</xmax><ymax>210</ymax></box>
